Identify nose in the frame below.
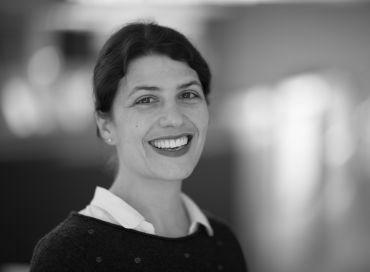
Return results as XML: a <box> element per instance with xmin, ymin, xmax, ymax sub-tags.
<box><xmin>159</xmin><ymin>103</ymin><xmax>184</xmax><ymax>128</ymax></box>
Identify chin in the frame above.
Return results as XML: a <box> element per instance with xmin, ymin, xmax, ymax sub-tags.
<box><xmin>144</xmin><ymin>145</ymin><xmax>203</xmax><ymax>181</ymax></box>
<box><xmin>151</xmin><ymin>165</ymin><xmax>195</xmax><ymax>181</ymax></box>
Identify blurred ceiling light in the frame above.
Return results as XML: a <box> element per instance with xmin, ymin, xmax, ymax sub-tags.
<box><xmin>1</xmin><ymin>67</ymin><xmax>92</xmax><ymax>138</ymax></box>
<box><xmin>275</xmin><ymin>74</ymin><xmax>330</xmax><ymax>119</ymax></box>
<box><xmin>237</xmin><ymin>86</ymin><xmax>274</xmax><ymax>149</ymax></box>
<box><xmin>27</xmin><ymin>46</ymin><xmax>62</xmax><ymax>87</ymax></box>
<box><xmin>1</xmin><ymin>78</ymin><xmax>45</xmax><ymax>138</ymax></box>
<box><xmin>55</xmin><ymin>71</ymin><xmax>93</xmax><ymax>133</ymax></box>
<box><xmin>273</xmin><ymin>74</ymin><xmax>330</xmax><ymax>212</ymax></box>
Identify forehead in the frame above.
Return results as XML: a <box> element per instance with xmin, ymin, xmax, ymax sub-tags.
<box><xmin>123</xmin><ymin>54</ymin><xmax>200</xmax><ymax>88</ymax></box>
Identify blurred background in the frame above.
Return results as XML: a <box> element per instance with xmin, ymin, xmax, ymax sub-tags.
<box><xmin>1</xmin><ymin>0</ymin><xmax>370</xmax><ymax>271</ymax></box>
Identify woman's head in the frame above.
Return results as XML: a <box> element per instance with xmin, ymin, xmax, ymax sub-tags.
<box><xmin>94</xmin><ymin>22</ymin><xmax>211</xmax><ymax>181</ymax></box>
<box><xmin>93</xmin><ymin>22</ymin><xmax>211</xmax><ymax>118</ymax></box>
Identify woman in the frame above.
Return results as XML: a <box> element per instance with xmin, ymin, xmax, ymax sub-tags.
<box><xmin>30</xmin><ymin>22</ymin><xmax>247</xmax><ymax>272</ymax></box>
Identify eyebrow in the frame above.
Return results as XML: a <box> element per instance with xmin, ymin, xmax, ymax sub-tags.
<box><xmin>128</xmin><ymin>80</ymin><xmax>202</xmax><ymax>97</ymax></box>
<box><xmin>177</xmin><ymin>80</ymin><xmax>202</xmax><ymax>90</ymax></box>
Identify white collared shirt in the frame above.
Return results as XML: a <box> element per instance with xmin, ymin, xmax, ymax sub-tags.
<box><xmin>79</xmin><ymin>187</ymin><xmax>213</xmax><ymax>236</ymax></box>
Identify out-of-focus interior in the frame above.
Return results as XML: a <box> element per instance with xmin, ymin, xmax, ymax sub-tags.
<box><xmin>1</xmin><ymin>0</ymin><xmax>370</xmax><ymax>271</ymax></box>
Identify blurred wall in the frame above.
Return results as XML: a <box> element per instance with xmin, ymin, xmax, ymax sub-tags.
<box><xmin>208</xmin><ymin>3</ymin><xmax>370</xmax><ymax>105</ymax></box>
<box><xmin>205</xmin><ymin>3</ymin><xmax>370</xmax><ymax>272</ymax></box>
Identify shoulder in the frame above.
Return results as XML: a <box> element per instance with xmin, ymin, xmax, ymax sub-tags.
<box><xmin>30</xmin><ymin>212</ymin><xmax>141</xmax><ymax>271</ymax></box>
<box><xmin>30</xmin><ymin>213</ymin><xmax>95</xmax><ymax>272</ymax></box>
<box><xmin>203</xmin><ymin>210</ymin><xmax>249</xmax><ymax>272</ymax></box>
<box><xmin>31</xmin><ymin>214</ymin><xmax>86</xmax><ymax>272</ymax></box>
<box><xmin>203</xmin><ymin>209</ymin><xmax>236</xmax><ymax>235</ymax></box>
<box><xmin>203</xmin><ymin>209</ymin><xmax>243</xmax><ymax>248</ymax></box>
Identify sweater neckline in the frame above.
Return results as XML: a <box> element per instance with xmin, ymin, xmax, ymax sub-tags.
<box><xmin>69</xmin><ymin>211</ymin><xmax>210</xmax><ymax>241</ymax></box>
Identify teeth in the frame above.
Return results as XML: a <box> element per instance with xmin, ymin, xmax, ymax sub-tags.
<box><xmin>151</xmin><ymin>136</ymin><xmax>189</xmax><ymax>149</ymax></box>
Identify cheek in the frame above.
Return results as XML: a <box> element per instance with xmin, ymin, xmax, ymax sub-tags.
<box><xmin>124</xmin><ymin>115</ymin><xmax>150</xmax><ymax>144</ymax></box>
<box><xmin>193</xmin><ymin>106</ymin><xmax>209</xmax><ymax>131</ymax></box>
<box><xmin>116</xmin><ymin>115</ymin><xmax>142</xmax><ymax>143</ymax></box>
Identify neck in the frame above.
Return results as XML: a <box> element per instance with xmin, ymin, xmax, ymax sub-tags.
<box><xmin>109</xmin><ymin>169</ymin><xmax>190</xmax><ymax>238</ymax></box>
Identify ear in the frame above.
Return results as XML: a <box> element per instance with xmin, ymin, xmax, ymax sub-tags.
<box><xmin>95</xmin><ymin>111</ymin><xmax>116</xmax><ymax>145</ymax></box>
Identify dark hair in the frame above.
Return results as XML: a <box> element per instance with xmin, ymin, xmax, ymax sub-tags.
<box><xmin>93</xmin><ymin>21</ymin><xmax>211</xmax><ymax>120</ymax></box>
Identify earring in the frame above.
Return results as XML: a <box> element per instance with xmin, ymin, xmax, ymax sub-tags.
<box><xmin>107</xmin><ymin>138</ymin><xmax>112</xmax><ymax>143</ymax></box>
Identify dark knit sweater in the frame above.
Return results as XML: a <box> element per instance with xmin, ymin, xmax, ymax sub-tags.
<box><xmin>30</xmin><ymin>212</ymin><xmax>247</xmax><ymax>272</ymax></box>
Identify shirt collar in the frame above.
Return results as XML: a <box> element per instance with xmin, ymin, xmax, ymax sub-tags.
<box><xmin>180</xmin><ymin>192</ymin><xmax>213</xmax><ymax>236</ymax></box>
<box><xmin>90</xmin><ymin>186</ymin><xmax>147</xmax><ymax>229</ymax></box>
<box><xmin>90</xmin><ymin>186</ymin><xmax>213</xmax><ymax>236</ymax></box>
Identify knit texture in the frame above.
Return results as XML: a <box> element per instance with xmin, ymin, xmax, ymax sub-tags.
<box><xmin>30</xmin><ymin>212</ymin><xmax>247</xmax><ymax>272</ymax></box>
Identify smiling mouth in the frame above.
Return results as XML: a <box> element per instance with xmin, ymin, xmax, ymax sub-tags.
<box><xmin>149</xmin><ymin>134</ymin><xmax>193</xmax><ymax>151</ymax></box>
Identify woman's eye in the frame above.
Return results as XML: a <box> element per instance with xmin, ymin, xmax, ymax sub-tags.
<box><xmin>181</xmin><ymin>91</ymin><xmax>200</xmax><ymax>100</ymax></box>
<box><xmin>135</xmin><ymin>96</ymin><xmax>157</xmax><ymax>105</ymax></box>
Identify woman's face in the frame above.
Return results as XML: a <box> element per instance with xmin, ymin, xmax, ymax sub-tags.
<box><xmin>100</xmin><ymin>54</ymin><xmax>209</xmax><ymax>181</ymax></box>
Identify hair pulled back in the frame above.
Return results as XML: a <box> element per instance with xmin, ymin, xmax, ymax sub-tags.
<box><xmin>93</xmin><ymin>22</ymin><xmax>211</xmax><ymax>121</ymax></box>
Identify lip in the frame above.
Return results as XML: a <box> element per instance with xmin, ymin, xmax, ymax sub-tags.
<box><xmin>147</xmin><ymin>133</ymin><xmax>193</xmax><ymax>158</ymax></box>
<box><xmin>148</xmin><ymin>133</ymin><xmax>193</xmax><ymax>142</ymax></box>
